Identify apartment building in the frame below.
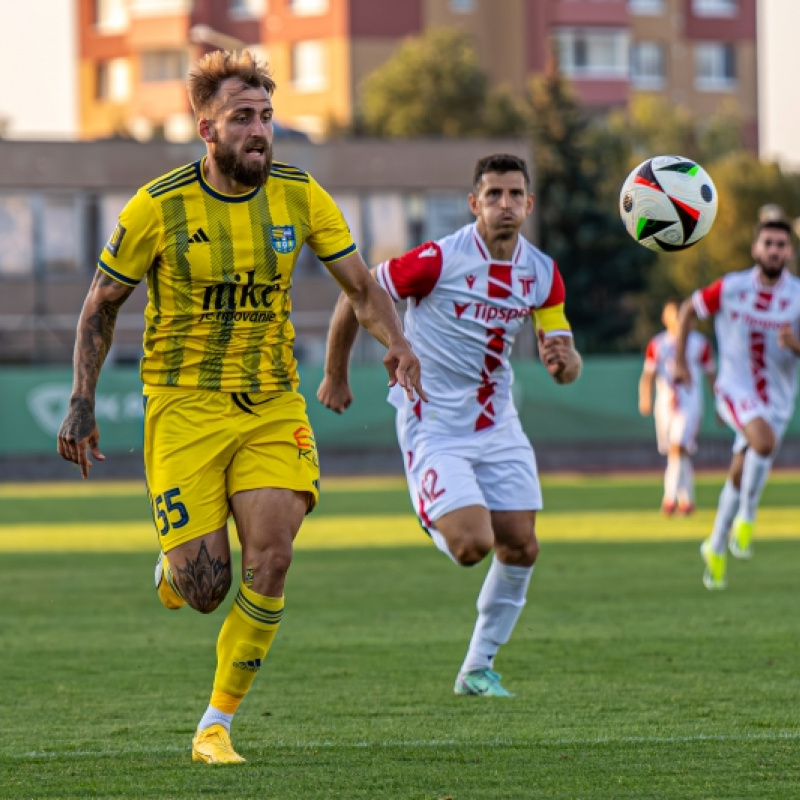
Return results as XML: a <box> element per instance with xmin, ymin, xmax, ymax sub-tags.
<box><xmin>0</xmin><ymin>136</ymin><xmax>532</xmax><ymax>364</ymax></box>
<box><xmin>78</xmin><ymin>0</ymin><xmax>757</xmax><ymax>145</ymax></box>
<box><xmin>627</xmin><ymin>0</ymin><xmax>757</xmax><ymax>146</ymax></box>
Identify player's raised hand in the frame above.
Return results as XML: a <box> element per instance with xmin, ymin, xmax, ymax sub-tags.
<box><xmin>537</xmin><ymin>330</ymin><xmax>573</xmax><ymax>380</ymax></box>
<box><xmin>777</xmin><ymin>322</ymin><xmax>800</xmax><ymax>351</ymax></box>
<box><xmin>56</xmin><ymin>398</ymin><xmax>106</xmax><ymax>479</ymax></box>
<box><xmin>317</xmin><ymin>375</ymin><xmax>354</xmax><ymax>414</ymax></box>
<box><xmin>384</xmin><ymin>340</ymin><xmax>428</xmax><ymax>403</ymax></box>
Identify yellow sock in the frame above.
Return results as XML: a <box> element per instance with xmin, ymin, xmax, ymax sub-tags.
<box><xmin>211</xmin><ymin>583</ymin><xmax>284</xmax><ymax>700</ymax></box>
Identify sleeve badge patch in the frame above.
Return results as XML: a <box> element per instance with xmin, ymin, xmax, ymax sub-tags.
<box><xmin>106</xmin><ymin>223</ymin><xmax>127</xmax><ymax>257</ymax></box>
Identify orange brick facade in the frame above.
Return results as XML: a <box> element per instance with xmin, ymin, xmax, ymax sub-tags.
<box><xmin>76</xmin><ymin>0</ymin><xmax>758</xmax><ymax>148</ymax></box>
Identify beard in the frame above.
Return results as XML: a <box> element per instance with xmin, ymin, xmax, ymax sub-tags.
<box><xmin>758</xmin><ymin>257</ymin><xmax>786</xmax><ymax>280</ymax></box>
<box><xmin>212</xmin><ymin>134</ymin><xmax>272</xmax><ymax>188</ymax></box>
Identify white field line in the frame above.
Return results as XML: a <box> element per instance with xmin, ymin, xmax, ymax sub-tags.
<box><xmin>14</xmin><ymin>730</ymin><xmax>800</xmax><ymax>760</ymax></box>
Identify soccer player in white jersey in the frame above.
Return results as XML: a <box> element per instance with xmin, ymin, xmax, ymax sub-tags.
<box><xmin>317</xmin><ymin>154</ymin><xmax>582</xmax><ymax>696</ymax></box>
<box><xmin>639</xmin><ymin>298</ymin><xmax>716</xmax><ymax>515</ymax></box>
<box><xmin>675</xmin><ymin>218</ymin><xmax>800</xmax><ymax>590</ymax></box>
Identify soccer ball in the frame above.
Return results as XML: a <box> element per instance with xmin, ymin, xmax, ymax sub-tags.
<box><xmin>619</xmin><ymin>155</ymin><xmax>718</xmax><ymax>251</ymax></box>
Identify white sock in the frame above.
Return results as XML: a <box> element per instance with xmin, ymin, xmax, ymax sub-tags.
<box><xmin>197</xmin><ymin>705</ymin><xmax>234</xmax><ymax>733</ymax></box>
<box><xmin>429</xmin><ymin>526</ymin><xmax>460</xmax><ymax>566</ymax></box>
<box><xmin>677</xmin><ymin>456</ymin><xmax>695</xmax><ymax>505</ymax></box>
<box><xmin>738</xmin><ymin>450</ymin><xmax>772</xmax><ymax>523</ymax></box>
<box><xmin>709</xmin><ymin>479</ymin><xmax>740</xmax><ymax>555</ymax></box>
<box><xmin>460</xmin><ymin>556</ymin><xmax>533</xmax><ymax>675</ymax></box>
<box><xmin>664</xmin><ymin>456</ymin><xmax>680</xmax><ymax>503</ymax></box>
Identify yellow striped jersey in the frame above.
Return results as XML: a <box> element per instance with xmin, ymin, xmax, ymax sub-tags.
<box><xmin>98</xmin><ymin>158</ymin><xmax>356</xmax><ymax>392</ymax></box>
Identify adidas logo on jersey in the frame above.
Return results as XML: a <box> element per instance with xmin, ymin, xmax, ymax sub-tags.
<box><xmin>188</xmin><ymin>228</ymin><xmax>210</xmax><ymax>245</ymax></box>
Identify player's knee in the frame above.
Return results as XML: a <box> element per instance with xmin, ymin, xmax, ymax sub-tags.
<box><xmin>450</xmin><ymin>537</ymin><xmax>492</xmax><ymax>567</ymax></box>
<box><xmin>264</xmin><ymin>548</ymin><xmax>293</xmax><ymax>578</ymax></box>
<box><xmin>496</xmin><ymin>532</ymin><xmax>539</xmax><ymax>567</ymax></box>
<box><xmin>241</xmin><ymin>543</ymin><xmax>294</xmax><ymax>590</ymax></box>
<box><xmin>751</xmin><ymin>434</ymin><xmax>776</xmax><ymax>457</ymax></box>
<box><xmin>520</xmin><ymin>535</ymin><xmax>540</xmax><ymax>566</ymax></box>
<box><xmin>180</xmin><ymin>579</ymin><xmax>231</xmax><ymax>615</ymax></box>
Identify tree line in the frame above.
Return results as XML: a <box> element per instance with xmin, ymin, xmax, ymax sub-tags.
<box><xmin>351</xmin><ymin>29</ymin><xmax>800</xmax><ymax>354</ymax></box>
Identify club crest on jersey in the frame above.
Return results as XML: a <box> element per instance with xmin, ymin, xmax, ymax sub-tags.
<box><xmin>270</xmin><ymin>225</ymin><xmax>296</xmax><ymax>254</ymax></box>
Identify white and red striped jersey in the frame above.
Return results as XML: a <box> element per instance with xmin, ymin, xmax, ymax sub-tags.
<box><xmin>644</xmin><ymin>330</ymin><xmax>714</xmax><ymax>414</ymax></box>
<box><xmin>692</xmin><ymin>267</ymin><xmax>800</xmax><ymax>419</ymax></box>
<box><xmin>376</xmin><ymin>223</ymin><xmax>571</xmax><ymax>435</ymax></box>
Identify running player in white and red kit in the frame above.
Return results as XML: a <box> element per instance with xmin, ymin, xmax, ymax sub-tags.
<box><xmin>639</xmin><ymin>298</ymin><xmax>716</xmax><ymax>515</ymax></box>
<box><xmin>676</xmin><ymin>218</ymin><xmax>800</xmax><ymax>590</ymax></box>
<box><xmin>317</xmin><ymin>154</ymin><xmax>582</xmax><ymax>696</ymax></box>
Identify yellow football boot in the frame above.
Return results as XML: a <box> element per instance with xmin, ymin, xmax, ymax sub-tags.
<box><xmin>729</xmin><ymin>517</ymin><xmax>754</xmax><ymax>560</ymax></box>
<box><xmin>192</xmin><ymin>724</ymin><xmax>246</xmax><ymax>764</ymax></box>
<box><xmin>700</xmin><ymin>540</ymin><xmax>727</xmax><ymax>590</ymax></box>
<box><xmin>154</xmin><ymin>552</ymin><xmax>185</xmax><ymax>610</ymax></box>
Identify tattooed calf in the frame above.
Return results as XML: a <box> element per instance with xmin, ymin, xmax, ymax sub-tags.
<box><xmin>175</xmin><ymin>541</ymin><xmax>232</xmax><ymax>613</ymax></box>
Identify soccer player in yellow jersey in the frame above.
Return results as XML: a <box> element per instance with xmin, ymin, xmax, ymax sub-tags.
<box><xmin>56</xmin><ymin>50</ymin><xmax>424</xmax><ymax>764</ymax></box>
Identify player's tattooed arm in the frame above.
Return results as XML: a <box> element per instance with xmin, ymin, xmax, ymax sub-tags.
<box><xmin>73</xmin><ymin>271</ymin><xmax>134</xmax><ymax>395</ymax></box>
<box><xmin>175</xmin><ymin>541</ymin><xmax>232</xmax><ymax>613</ymax></box>
<box><xmin>57</xmin><ymin>270</ymin><xmax>134</xmax><ymax>477</ymax></box>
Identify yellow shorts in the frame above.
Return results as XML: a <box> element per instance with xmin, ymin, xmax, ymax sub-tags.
<box><xmin>143</xmin><ymin>386</ymin><xmax>320</xmax><ymax>553</ymax></box>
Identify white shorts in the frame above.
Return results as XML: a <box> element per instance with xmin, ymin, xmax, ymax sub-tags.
<box><xmin>654</xmin><ymin>403</ymin><xmax>701</xmax><ymax>455</ymax></box>
<box><xmin>395</xmin><ymin>414</ymin><xmax>542</xmax><ymax>531</ymax></box>
<box><xmin>715</xmin><ymin>387</ymin><xmax>791</xmax><ymax>453</ymax></box>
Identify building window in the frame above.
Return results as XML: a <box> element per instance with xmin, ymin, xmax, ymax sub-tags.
<box><xmin>692</xmin><ymin>0</ymin><xmax>738</xmax><ymax>17</ymax></box>
<box><xmin>291</xmin><ymin>41</ymin><xmax>328</xmax><ymax>92</ymax></box>
<box><xmin>630</xmin><ymin>42</ymin><xmax>665</xmax><ymax>88</ymax></box>
<box><xmin>449</xmin><ymin>0</ymin><xmax>476</xmax><ymax>12</ymax></box>
<box><xmin>628</xmin><ymin>0</ymin><xmax>664</xmax><ymax>15</ymax></box>
<box><xmin>695</xmin><ymin>42</ymin><xmax>736</xmax><ymax>90</ymax></box>
<box><xmin>141</xmin><ymin>51</ymin><xmax>188</xmax><ymax>83</ymax></box>
<box><xmin>42</xmin><ymin>196</ymin><xmax>83</xmax><ymax>274</ymax></box>
<box><xmin>95</xmin><ymin>0</ymin><xmax>129</xmax><ymax>32</ymax></box>
<box><xmin>129</xmin><ymin>0</ymin><xmax>194</xmax><ymax>15</ymax></box>
<box><xmin>0</xmin><ymin>195</ymin><xmax>33</xmax><ymax>275</ymax></box>
<box><xmin>292</xmin><ymin>115</ymin><xmax>326</xmax><ymax>140</ymax></box>
<box><xmin>553</xmin><ymin>28</ymin><xmax>629</xmax><ymax>79</ymax></box>
<box><xmin>289</xmin><ymin>0</ymin><xmax>328</xmax><ymax>15</ymax></box>
<box><xmin>96</xmin><ymin>58</ymin><xmax>131</xmax><ymax>102</ymax></box>
<box><xmin>229</xmin><ymin>0</ymin><xmax>266</xmax><ymax>17</ymax></box>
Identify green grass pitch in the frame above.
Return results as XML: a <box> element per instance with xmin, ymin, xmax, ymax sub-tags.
<box><xmin>1</xmin><ymin>473</ymin><xmax>799</xmax><ymax>799</ymax></box>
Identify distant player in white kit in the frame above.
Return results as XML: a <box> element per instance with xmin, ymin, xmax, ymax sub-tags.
<box><xmin>317</xmin><ymin>154</ymin><xmax>582</xmax><ymax>696</ymax></box>
<box><xmin>675</xmin><ymin>218</ymin><xmax>800</xmax><ymax>589</ymax></box>
<box><xmin>638</xmin><ymin>298</ymin><xmax>716</xmax><ymax>515</ymax></box>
